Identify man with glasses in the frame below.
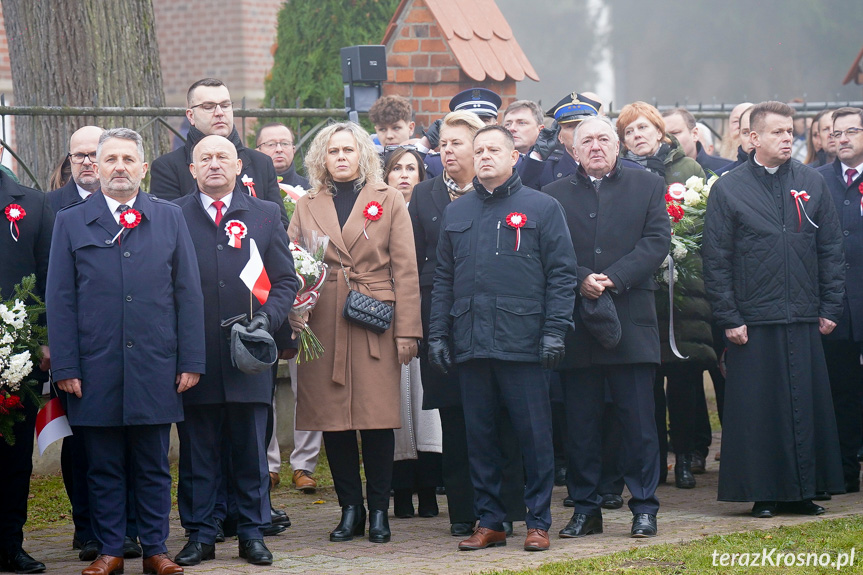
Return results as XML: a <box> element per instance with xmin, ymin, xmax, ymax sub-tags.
<box><xmin>817</xmin><ymin>107</ymin><xmax>863</xmax><ymax>496</ymax></box>
<box><xmin>150</xmin><ymin>78</ymin><xmax>288</xmax><ymax>227</ymax></box>
<box><xmin>47</xmin><ymin>126</ymin><xmax>104</xmax><ymax>213</ymax></box>
<box><xmin>256</xmin><ymin>123</ymin><xmax>308</xmax><ymax>189</ymax></box>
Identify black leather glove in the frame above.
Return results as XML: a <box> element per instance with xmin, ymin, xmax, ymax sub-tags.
<box><xmin>423</xmin><ymin>119</ymin><xmax>443</xmax><ymax>150</ymax></box>
<box><xmin>530</xmin><ymin>121</ymin><xmax>561</xmax><ymax>161</ymax></box>
<box><xmin>428</xmin><ymin>337</ymin><xmax>453</xmax><ymax>375</ymax></box>
<box><xmin>247</xmin><ymin>313</ymin><xmax>270</xmax><ymax>334</ymax></box>
<box><xmin>539</xmin><ymin>333</ymin><xmax>566</xmax><ymax>370</ymax></box>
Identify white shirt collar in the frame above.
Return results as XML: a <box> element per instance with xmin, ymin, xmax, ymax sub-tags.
<box><xmin>840</xmin><ymin>161</ymin><xmax>863</xmax><ymax>183</ymax></box>
<box><xmin>200</xmin><ymin>192</ymin><xmax>233</xmax><ymax>223</ymax></box>
<box><xmin>103</xmin><ymin>194</ymin><xmax>138</xmax><ymax>225</ymax></box>
<box><xmin>75</xmin><ymin>184</ymin><xmax>94</xmax><ymax>201</ymax></box>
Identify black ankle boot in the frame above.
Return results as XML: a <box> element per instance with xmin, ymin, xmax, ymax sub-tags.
<box><xmin>674</xmin><ymin>453</ymin><xmax>696</xmax><ymax>489</ymax></box>
<box><xmin>330</xmin><ymin>505</ymin><xmax>366</xmax><ymax>542</ymax></box>
<box><xmin>393</xmin><ymin>489</ymin><xmax>414</xmax><ymax>518</ymax></box>
<box><xmin>368</xmin><ymin>509</ymin><xmax>391</xmax><ymax>543</ymax></box>
<box><xmin>417</xmin><ymin>487</ymin><xmax>439</xmax><ymax>518</ymax></box>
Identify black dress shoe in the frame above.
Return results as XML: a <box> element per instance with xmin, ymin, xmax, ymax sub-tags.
<box><xmin>502</xmin><ymin>521</ymin><xmax>513</xmax><ymax>537</ymax></box>
<box><xmin>813</xmin><ymin>491</ymin><xmax>832</xmax><ymax>501</ymax></box>
<box><xmin>368</xmin><ymin>509</ymin><xmax>391</xmax><ymax>543</ymax></box>
<box><xmin>554</xmin><ymin>467</ymin><xmax>567</xmax><ymax>486</ymax></box>
<box><xmin>239</xmin><ymin>539</ymin><xmax>272</xmax><ymax>565</ymax></box>
<box><xmin>600</xmin><ymin>494</ymin><xmax>624</xmax><ymax>510</ymax></box>
<box><xmin>630</xmin><ymin>513</ymin><xmax>657</xmax><ymax>538</ymax></box>
<box><xmin>778</xmin><ymin>500</ymin><xmax>826</xmax><ymax>515</ymax></box>
<box><xmin>214</xmin><ymin>517</ymin><xmax>226</xmax><ymax>543</ymax></box>
<box><xmin>674</xmin><ymin>454</ymin><xmax>696</xmax><ymax>489</ymax></box>
<box><xmin>563</xmin><ymin>496</ymin><xmax>574</xmax><ymax>507</ymax></box>
<box><xmin>73</xmin><ymin>534</ymin><xmax>84</xmax><ymax>550</ymax></box>
<box><xmin>690</xmin><ymin>452</ymin><xmax>707</xmax><ymax>474</ymax></box>
<box><xmin>0</xmin><ymin>548</ymin><xmax>46</xmax><ymax>574</ymax></box>
<box><xmin>330</xmin><ymin>505</ymin><xmax>366</xmax><ymax>542</ymax></box>
<box><xmin>174</xmin><ymin>541</ymin><xmax>215</xmax><ymax>566</ymax></box>
<box><xmin>751</xmin><ymin>501</ymin><xmax>777</xmax><ymax>518</ymax></box>
<box><xmin>122</xmin><ymin>536</ymin><xmax>142</xmax><ymax>559</ymax></box>
<box><xmin>559</xmin><ymin>513</ymin><xmax>602</xmax><ymax>538</ymax></box>
<box><xmin>262</xmin><ymin>523</ymin><xmax>288</xmax><ymax>537</ymax></box>
<box><xmin>271</xmin><ymin>507</ymin><xmax>291</xmax><ymax>527</ymax></box>
<box><xmin>78</xmin><ymin>539</ymin><xmax>101</xmax><ymax>562</ymax></box>
<box><xmin>450</xmin><ymin>522</ymin><xmax>475</xmax><ymax>537</ymax></box>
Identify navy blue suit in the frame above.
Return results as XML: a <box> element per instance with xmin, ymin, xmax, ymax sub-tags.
<box><xmin>818</xmin><ymin>159</ymin><xmax>863</xmax><ymax>489</ymax></box>
<box><xmin>47</xmin><ymin>191</ymin><xmax>205</xmax><ymax>557</ymax></box>
<box><xmin>0</xmin><ymin>172</ymin><xmax>52</xmax><ymax>557</ymax></box>
<box><xmin>174</xmin><ymin>191</ymin><xmax>297</xmax><ymax>543</ymax></box>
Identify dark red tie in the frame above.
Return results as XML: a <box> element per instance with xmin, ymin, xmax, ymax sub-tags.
<box><xmin>212</xmin><ymin>200</ymin><xmax>224</xmax><ymax>226</ymax></box>
<box><xmin>846</xmin><ymin>168</ymin><xmax>858</xmax><ymax>188</ymax></box>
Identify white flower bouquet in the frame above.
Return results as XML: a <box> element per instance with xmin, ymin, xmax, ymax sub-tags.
<box><xmin>290</xmin><ymin>232</ymin><xmax>330</xmax><ymax>363</ymax></box>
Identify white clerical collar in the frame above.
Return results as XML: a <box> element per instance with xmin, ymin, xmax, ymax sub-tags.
<box><xmin>753</xmin><ymin>155</ymin><xmax>780</xmax><ymax>174</ymax></box>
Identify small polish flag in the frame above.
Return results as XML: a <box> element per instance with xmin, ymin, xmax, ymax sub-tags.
<box><xmin>239</xmin><ymin>238</ymin><xmax>271</xmax><ymax>305</ymax></box>
<box><xmin>36</xmin><ymin>397</ymin><xmax>73</xmax><ymax>455</ymax></box>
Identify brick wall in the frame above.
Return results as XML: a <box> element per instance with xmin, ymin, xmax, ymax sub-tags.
<box><xmin>383</xmin><ymin>0</ymin><xmax>516</xmax><ymax>130</ymax></box>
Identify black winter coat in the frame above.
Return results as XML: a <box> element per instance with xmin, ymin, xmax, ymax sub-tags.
<box><xmin>543</xmin><ymin>162</ymin><xmax>670</xmax><ymax>368</ymax></box>
<box><xmin>703</xmin><ymin>154</ymin><xmax>845</xmax><ymax>329</ymax></box>
<box><xmin>150</xmin><ymin>126</ymin><xmax>289</xmax><ymax>227</ymax></box>
<box><xmin>429</xmin><ymin>171</ymin><xmax>578</xmax><ymax>364</ymax></box>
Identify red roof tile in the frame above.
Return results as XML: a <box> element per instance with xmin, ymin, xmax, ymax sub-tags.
<box><xmin>384</xmin><ymin>0</ymin><xmax>539</xmax><ymax>83</ymax></box>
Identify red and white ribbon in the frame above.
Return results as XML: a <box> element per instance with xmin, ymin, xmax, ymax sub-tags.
<box><xmin>505</xmin><ymin>212</ymin><xmax>526</xmax><ymax>251</ymax></box>
<box><xmin>5</xmin><ymin>204</ymin><xmax>25</xmax><ymax>242</ymax></box>
<box><xmin>225</xmin><ymin>219</ymin><xmax>247</xmax><ymax>249</ymax></box>
<box><xmin>241</xmin><ymin>174</ymin><xmax>257</xmax><ymax>198</ymax></box>
<box><xmin>790</xmin><ymin>189</ymin><xmax>818</xmax><ymax>232</ymax></box>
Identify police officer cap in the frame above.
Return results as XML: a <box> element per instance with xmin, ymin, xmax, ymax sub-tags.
<box><xmin>449</xmin><ymin>88</ymin><xmax>502</xmax><ymax>117</ymax></box>
<box><xmin>546</xmin><ymin>92</ymin><xmax>601</xmax><ymax>125</ymax></box>
<box><xmin>230</xmin><ymin>322</ymin><xmax>278</xmax><ymax>375</ymax></box>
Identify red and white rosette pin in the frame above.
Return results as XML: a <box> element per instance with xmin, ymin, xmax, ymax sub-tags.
<box><xmin>4</xmin><ymin>204</ymin><xmax>25</xmax><ymax>242</ymax></box>
<box><xmin>667</xmin><ymin>183</ymin><xmax>686</xmax><ymax>201</ymax></box>
<box><xmin>362</xmin><ymin>201</ymin><xmax>383</xmax><ymax>239</ymax></box>
<box><xmin>110</xmin><ymin>208</ymin><xmax>142</xmax><ymax>244</ymax></box>
<box><xmin>241</xmin><ymin>174</ymin><xmax>257</xmax><ymax>198</ymax></box>
<box><xmin>506</xmin><ymin>212</ymin><xmax>526</xmax><ymax>251</ymax></box>
<box><xmin>225</xmin><ymin>219</ymin><xmax>247</xmax><ymax>249</ymax></box>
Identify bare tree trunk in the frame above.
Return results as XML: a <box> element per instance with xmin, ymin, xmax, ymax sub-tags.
<box><xmin>1</xmin><ymin>0</ymin><xmax>169</xmax><ymax>189</ymax></box>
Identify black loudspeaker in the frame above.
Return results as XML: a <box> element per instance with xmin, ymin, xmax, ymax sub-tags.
<box><xmin>340</xmin><ymin>46</ymin><xmax>387</xmax><ymax>83</ymax></box>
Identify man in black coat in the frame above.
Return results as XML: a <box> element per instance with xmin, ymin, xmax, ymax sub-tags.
<box><xmin>663</xmin><ymin>109</ymin><xmax>728</xmax><ymax>176</ymax></box>
<box><xmin>256</xmin><ymin>123</ymin><xmax>309</xmax><ymax>189</ymax></box>
<box><xmin>0</xmin><ymin>167</ymin><xmax>52</xmax><ymax>575</ymax></box>
<box><xmin>429</xmin><ymin>126</ymin><xmax>578</xmax><ymax>553</ymax></box>
<box><xmin>149</xmin><ymin>78</ymin><xmax>289</xmax><ymax>227</ymax></box>
<box><xmin>544</xmin><ymin>115</ymin><xmax>670</xmax><ymax>539</ymax></box>
<box><xmin>817</xmin><ymin>106</ymin><xmax>863</xmax><ymax>495</ymax></box>
<box><xmin>172</xmin><ymin>135</ymin><xmax>297</xmax><ymax>567</ymax></box>
<box><xmin>47</xmin><ymin>126</ymin><xmax>103</xmax><ymax>213</ymax></box>
<box><xmin>704</xmin><ymin>101</ymin><xmax>845</xmax><ymax>518</ymax></box>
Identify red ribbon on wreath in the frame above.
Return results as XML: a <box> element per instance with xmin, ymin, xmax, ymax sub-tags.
<box><xmin>363</xmin><ymin>201</ymin><xmax>383</xmax><ymax>239</ymax></box>
<box><xmin>5</xmin><ymin>204</ymin><xmax>25</xmax><ymax>242</ymax></box>
<box><xmin>506</xmin><ymin>212</ymin><xmax>526</xmax><ymax>251</ymax></box>
<box><xmin>225</xmin><ymin>220</ymin><xmax>248</xmax><ymax>249</ymax></box>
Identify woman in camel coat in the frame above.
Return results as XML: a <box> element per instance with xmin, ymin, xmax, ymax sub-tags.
<box><xmin>288</xmin><ymin>122</ymin><xmax>421</xmax><ymax>544</ymax></box>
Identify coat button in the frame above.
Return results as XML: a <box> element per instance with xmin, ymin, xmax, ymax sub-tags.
<box><xmin>589</xmin><ymin>213</ymin><xmax>596</xmax><ymax>218</ymax></box>
<box><xmin>844</xmin><ymin>200</ymin><xmax>851</xmax><ymax>206</ymax></box>
<box><xmin>595</xmin><ymin>248</ymin><xmax>602</xmax><ymax>254</ymax></box>
<box><xmin>125</xmin><ymin>295</ymin><xmax>132</xmax><ymax>302</ymax></box>
<box><xmin>432</xmin><ymin>216</ymin><xmax>438</xmax><ymax>222</ymax></box>
<box><xmin>123</xmin><ymin>251</ymin><xmax>131</xmax><ymax>258</ymax></box>
<box><xmin>844</xmin><ymin>230</ymin><xmax>850</xmax><ymax>236</ymax></box>
<box><xmin>847</xmin><ymin>263</ymin><xmax>852</xmax><ymax>269</ymax></box>
<box><xmin>219</xmin><ymin>280</ymin><xmax>226</xmax><ymax>287</ymax></box>
<box><xmin>104</xmin><ymin>239</ymin><xmax>112</xmax><ymax>245</ymax></box>
<box><xmin>217</xmin><ymin>244</ymin><xmax>224</xmax><ymax>251</ymax></box>
<box><xmin>126</xmin><ymin>341</ymin><xmax>134</xmax><ymax>348</ymax></box>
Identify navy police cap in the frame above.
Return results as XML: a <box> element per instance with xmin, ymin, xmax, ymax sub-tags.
<box><xmin>449</xmin><ymin>88</ymin><xmax>502</xmax><ymax>117</ymax></box>
<box><xmin>546</xmin><ymin>92</ymin><xmax>601</xmax><ymax>124</ymax></box>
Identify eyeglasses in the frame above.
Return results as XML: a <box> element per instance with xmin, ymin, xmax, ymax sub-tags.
<box><xmin>257</xmin><ymin>140</ymin><xmax>294</xmax><ymax>151</ymax></box>
<box><xmin>831</xmin><ymin>127</ymin><xmax>863</xmax><ymax>139</ymax></box>
<box><xmin>190</xmin><ymin>100</ymin><xmax>233</xmax><ymax>113</ymax></box>
<box><xmin>68</xmin><ymin>152</ymin><xmax>96</xmax><ymax>164</ymax></box>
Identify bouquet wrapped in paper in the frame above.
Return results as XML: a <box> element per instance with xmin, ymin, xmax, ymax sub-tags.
<box><xmin>290</xmin><ymin>231</ymin><xmax>329</xmax><ymax>363</ymax></box>
<box><xmin>279</xmin><ymin>179</ymin><xmax>308</xmax><ymax>222</ymax></box>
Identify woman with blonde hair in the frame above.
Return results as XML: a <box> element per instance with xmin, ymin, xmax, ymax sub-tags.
<box><xmin>289</xmin><ymin>122</ymin><xmax>422</xmax><ymax>544</ymax></box>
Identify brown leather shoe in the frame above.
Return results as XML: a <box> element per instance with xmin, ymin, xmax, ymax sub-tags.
<box><xmin>142</xmin><ymin>554</ymin><xmax>183</xmax><ymax>574</ymax></box>
<box><xmin>524</xmin><ymin>528</ymin><xmax>550</xmax><ymax>551</ymax></box>
<box><xmin>458</xmin><ymin>527</ymin><xmax>506</xmax><ymax>550</ymax></box>
<box><xmin>292</xmin><ymin>469</ymin><xmax>317</xmax><ymax>493</ymax></box>
<box><xmin>82</xmin><ymin>555</ymin><xmax>124</xmax><ymax>575</ymax></box>
<box><xmin>269</xmin><ymin>471</ymin><xmax>280</xmax><ymax>490</ymax></box>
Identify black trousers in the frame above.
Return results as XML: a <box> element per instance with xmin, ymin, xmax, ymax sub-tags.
<box><xmin>823</xmin><ymin>339</ymin><xmax>863</xmax><ymax>485</ymax></box>
<box><xmin>459</xmin><ymin>359</ymin><xmax>554</xmax><ymax>531</ymax></box>
<box><xmin>660</xmin><ymin>363</ymin><xmax>712</xmax><ymax>456</ymax></box>
<box><xmin>392</xmin><ymin>452</ymin><xmax>442</xmax><ymax>491</ymax></box>
<box><xmin>562</xmin><ymin>364</ymin><xmax>660</xmax><ymax>516</ymax></box>
<box><xmin>0</xmin><ymin>400</ymin><xmax>36</xmax><ymax>553</ymax></box>
<box><xmin>323</xmin><ymin>429</ymin><xmax>394</xmax><ymax>511</ymax></box>
<box><xmin>80</xmin><ymin>425</ymin><xmax>172</xmax><ymax>558</ymax></box>
<box><xmin>437</xmin><ymin>406</ymin><xmax>525</xmax><ymax>524</ymax></box>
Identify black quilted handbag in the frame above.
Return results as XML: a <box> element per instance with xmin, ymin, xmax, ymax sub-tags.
<box><xmin>337</xmin><ymin>250</ymin><xmax>393</xmax><ymax>334</ymax></box>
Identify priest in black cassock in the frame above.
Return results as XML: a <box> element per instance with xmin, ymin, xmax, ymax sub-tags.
<box><xmin>703</xmin><ymin>101</ymin><xmax>846</xmax><ymax>519</ymax></box>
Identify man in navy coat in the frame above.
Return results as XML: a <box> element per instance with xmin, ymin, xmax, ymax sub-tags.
<box><xmin>172</xmin><ymin>135</ymin><xmax>297</xmax><ymax>567</ymax></box>
<box><xmin>0</xmin><ymin>160</ymin><xmax>52</xmax><ymax>575</ymax></box>
<box><xmin>47</xmin><ymin>128</ymin><xmax>205</xmax><ymax>575</ymax></box>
